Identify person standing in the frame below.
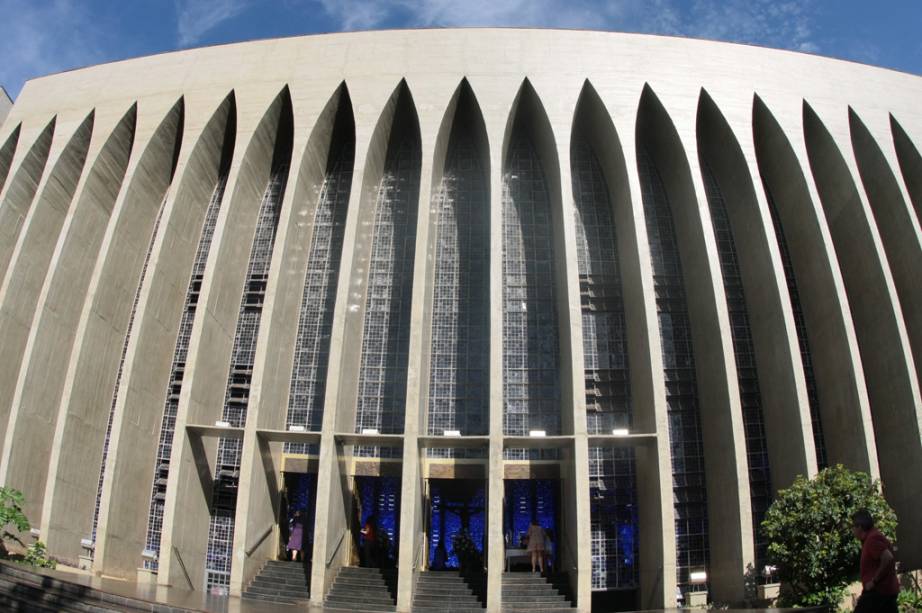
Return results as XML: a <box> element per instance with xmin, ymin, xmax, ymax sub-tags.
<box><xmin>852</xmin><ymin>509</ymin><xmax>899</xmax><ymax>613</ymax></box>
<box><xmin>361</xmin><ymin>516</ymin><xmax>377</xmax><ymax>567</ymax></box>
<box><xmin>526</xmin><ymin>520</ymin><xmax>547</xmax><ymax>574</ymax></box>
<box><xmin>287</xmin><ymin>510</ymin><xmax>304</xmax><ymax>562</ymax></box>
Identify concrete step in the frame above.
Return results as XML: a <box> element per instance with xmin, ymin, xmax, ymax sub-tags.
<box><xmin>412</xmin><ymin>608</ymin><xmax>486</xmax><ymax>613</ymax></box>
<box><xmin>326</xmin><ymin>590</ymin><xmax>397</xmax><ymax>604</ymax></box>
<box><xmin>241</xmin><ymin>590</ymin><xmax>301</xmax><ymax>605</ymax></box>
<box><xmin>244</xmin><ymin>582</ymin><xmax>310</xmax><ymax>598</ymax></box>
<box><xmin>324</xmin><ymin>597</ymin><xmax>396</xmax><ymax>611</ymax></box>
<box><xmin>414</xmin><ymin>593</ymin><xmax>482</xmax><ymax>605</ymax></box>
<box><xmin>0</xmin><ymin>576</ymin><xmax>122</xmax><ymax>613</ymax></box>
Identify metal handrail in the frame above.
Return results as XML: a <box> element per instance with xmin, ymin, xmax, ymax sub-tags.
<box><xmin>326</xmin><ymin>529</ymin><xmax>347</xmax><ymax>568</ymax></box>
<box><xmin>414</xmin><ymin>532</ymin><xmax>425</xmax><ymax>570</ymax></box>
<box><xmin>172</xmin><ymin>546</ymin><xmax>194</xmax><ymax>590</ymax></box>
<box><xmin>245</xmin><ymin>524</ymin><xmax>274</xmax><ymax>557</ymax></box>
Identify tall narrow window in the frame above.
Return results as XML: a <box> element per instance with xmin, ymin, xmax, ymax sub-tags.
<box><xmin>205</xmin><ymin>107</ymin><xmax>292</xmax><ymax>591</ymax></box>
<box><xmin>427</xmin><ymin>103</ymin><xmax>489</xmax><ymax>457</ymax></box>
<box><xmin>638</xmin><ymin>148</ymin><xmax>709</xmax><ymax>590</ymax></box>
<box><xmin>285</xmin><ymin>99</ymin><xmax>355</xmax><ymax>454</ymax></box>
<box><xmin>572</xmin><ymin>135</ymin><xmax>638</xmax><ymax>589</ymax></box>
<box><xmin>354</xmin><ymin>97</ymin><xmax>421</xmax><ymax>457</ymax></box>
<box><xmin>702</xmin><ymin>163</ymin><xmax>772</xmax><ymax>570</ymax></box>
<box><xmin>763</xmin><ymin>182</ymin><xmax>828</xmax><ymax>468</ymax></box>
<box><xmin>143</xmin><ymin>110</ymin><xmax>236</xmax><ymax>571</ymax></box>
<box><xmin>502</xmin><ymin>125</ymin><xmax>561</xmax><ymax>459</ymax></box>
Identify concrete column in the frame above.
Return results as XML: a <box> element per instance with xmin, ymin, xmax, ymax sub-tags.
<box><xmin>0</xmin><ymin>123</ymin><xmax>21</xmax><ymax>197</ymax></box>
<box><xmin>395</xmin><ymin>85</ymin><xmax>433</xmax><ymax>613</ymax></box>
<box><xmin>92</xmin><ymin>92</ymin><xmax>233</xmax><ymax>579</ymax></box>
<box><xmin>158</xmin><ymin>86</ymin><xmax>288</xmax><ymax>590</ymax></box>
<box><xmin>849</xmin><ymin>109</ymin><xmax>922</xmax><ymax>407</ymax></box>
<box><xmin>0</xmin><ymin>117</ymin><xmax>54</xmax><ymax>283</ymax></box>
<box><xmin>0</xmin><ymin>112</ymin><xmax>92</xmax><ymax>455</ymax></box>
<box><xmin>637</xmin><ymin>85</ymin><xmax>753</xmax><ymax>602</ymax></box>
<box><xmin>41</xmin><ymin>96</ymin><xmax>183</xmax><ymax>565</ymax></box>
<box><xmin>0</xmin><ymin>105</ymin><xmax>136</xmax><ymax>533</ymax></box>
<box><xmin>309</xmin><ymin>78</ymin><xmax>395</xmax><ymax>604</ymax></box>
<box><xmin>535</xmin><ymin>74</ymin><xmax>593</xmax><ymax>611</ymax></box>
<box><xmin>803</xmin><ymin>101</ymin><xmax>922</xmax><ymax>570</ymax></box>
<box><xmin>889</xmin><ymin>115</ymin><xmax>922</xmax><ymax>221</ymax></box>
<box><xmin>751</xmin><ymin>96</ymin><xmax>878</xmax><ymax>475</ymax></box>
<box><xmin>229</xmin><ymin>84</ymin><xmax>352</xmax><ymax>595</ymax></box>
<box><xmin>696</xmin><ymin>89</ymin><xmax>817</xmax><ymax>487</ymax></box>
<box><xmin>577</xmin><ymin>80</ymin><xmax>677</xmax><ymax>608</ymax></box>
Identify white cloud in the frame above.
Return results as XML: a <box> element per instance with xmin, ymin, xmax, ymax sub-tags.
<box><xmin>306</xmin><ymin>0</ymin><xmax>820</xmax><ymax>57</ymax></box>
<box><xmin>175</xmin><ymin>0</ymin><xmax>251</xmax><ymax>47</ymax></box>
<box><xmin>0</xmin><ymin>0</ymin><xmax>107</xmax><ymax>99</ymax></box>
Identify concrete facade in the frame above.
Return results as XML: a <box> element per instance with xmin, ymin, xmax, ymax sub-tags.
<box><xmin>0</xmin><ymin>28</ymin><xmax>920</xmax><ymax>612</ymax></box>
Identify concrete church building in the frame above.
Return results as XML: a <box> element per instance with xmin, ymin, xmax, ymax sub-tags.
<box><xmin>0</xmin><ymin>27</ymin><xmax>920</xmax><ymax>612</ymax></box>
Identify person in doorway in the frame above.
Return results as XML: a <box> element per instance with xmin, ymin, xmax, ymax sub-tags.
<box><xmin>526</xmin><ymin>520</ymin><xmax>546</xmax><ymax>574</ymax></box>
<box><xmin>361</xmin><ymin>515</ymin><xmax>377</xmax><ymax>567</ymax></box>
<box><xmin>543</xmin><ymin>528</ymin><xmax>555</xmax><ymax>574</ymax></box>
<box><xmin>287</xmin><ymin>510</ymin><xmax>305</xmax><ymax>561</ymax></box>
<box><xmin>852</xmin><ymin>509</ymin><xmax>899</xmax><ymax>613</ymax></box>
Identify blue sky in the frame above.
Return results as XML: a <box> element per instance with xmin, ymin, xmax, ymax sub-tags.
<box><xmin>2</xmin><ymin>0</ymin><xmax>921</xmax><ymax>99</ymax></box>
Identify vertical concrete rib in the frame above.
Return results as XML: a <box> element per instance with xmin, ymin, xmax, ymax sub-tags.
<box><xmin>93</xmin><ymin>93</ymin><xmax>236</xmax><ymax>579</ymax></box>
<box><xmin>309</xmin><ymin>86</ymin><xmax>377</xmax><ymax>605</ymax></box>
<box><xmin>849</xmin><ymin>109</ymin><xmax>922</xmax><ymax>397</ymax></box>
<box><xmin>0</xmin><ymin>105</ymin><xmax>136</xmax><ymax>532</ymax></box>
<box><xmin>395</xmin><ymin>78</ymin><xmax>432</xmax><ymax>612</ymax></box>
<box><xmin>158</xmin><ymin>87</ymin><xmax>289</xmax><ymax>591</ymax></box>
<box><xmin>0</xmin><ymin>112</ymin><xmax>93</xmax><ymax>451</ymax></box>
<box><xmin>0</xmin><ymin>123</ymin><xmax>22</xmax><ymax>194</ymax></box>
<box><xmin>890</xmin><ymin>115</ymin><xmax>922</xmax><ymax>221</ymax></box>
<box><xmin>751</xmin><ymin>96</ymin><xmax>877</xmax><ymax>475</ymax></box>
<box><xmin>572</xmin><ymin>81</ymin><xmax>664</xmax><ymax>604</ymax></box>
<box><xmin>40</xmin><ymin>97</ymin><xmax>184</xmax><ymax>565</ymax></box>
<box><xmin>696</xmin><ymin>90</ymin><xmax>818</xmax><ymax>572</ymax></box>
<box><xmin>803</xmin><ymin>102</ymin><xmax>922</xmax><ymax>568</ymax></box>
<box><xmin>230</xmin><ymin>84</ymin><xmax>354</xmax><ymax>595</ymax></box>
<box><xmin>636</xmin><ymin>85</ymin><xmax>752</xmax><ymax>602</ymax></box>
<box><xmin>0</xmin><ymin>117</ymin><xmax>55</xmax><ymax>285</ymax></box>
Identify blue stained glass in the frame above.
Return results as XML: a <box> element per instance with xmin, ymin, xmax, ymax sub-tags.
<box><xmin>503</xmin><ymin>480</ymin><xmax>558</xmax><ymax>550</ymax></box>
<box><xmin>284</xmin><ymin>472</ymin><xmax>317</xmax><ymax>557</ymax></box>
<box><xmin>427</xmin><ymin>480</ymin><xmax>486</xmax><ymax>569</ymax></box>
<box><xmin>356</xmin><ymin>476</ymin><xmax>401</xmax><ymax>564</ymax></box>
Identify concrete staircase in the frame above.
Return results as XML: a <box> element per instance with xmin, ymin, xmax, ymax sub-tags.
<box><xmin>502</xmin><ymin>572</ymin><xmax>574</xmax><ymax>612</ymax></box>
<box><xmin>241</xmin><ymin>559</ymin><xmax>310</xmax><ymax>605</ymax></box>
<box><xmin>324</xmin><ymin>566</ymin><xmax>397</xmax><ymax>612</ymax></box>
<box><xmin>412</xmin><ymin>570</ymin><xmax>486</xmax><ymax>612</ymax></box>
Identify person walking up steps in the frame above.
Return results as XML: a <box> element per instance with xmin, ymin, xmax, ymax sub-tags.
<box><xmin>526</xmin><ymin>520</ymin><xmax>546</xmax><ymax>574</ymax></box>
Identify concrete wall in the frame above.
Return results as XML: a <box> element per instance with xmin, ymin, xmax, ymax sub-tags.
<box><xmin>0</xmin><ymin>28</ymin><xmax>920</xmax><ymax>609</ymax></box>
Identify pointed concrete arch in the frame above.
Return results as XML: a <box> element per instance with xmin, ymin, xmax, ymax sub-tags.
<box><xmin>751</xmin><ymin>95</ymin><xmax>877</xmax><ymax>477</ymax></box>
<box><xmin>0</xmin><ymin>117</ymin><xmax>55</xmax><ymax>283</ymax></box>
<box><xmin>572</xmin><ymin>79</ymin><xmax>674</xmax><ymax>606</ymax></box>
<box><xmin>421</xmin><ymin>77</ymin><xmax>490</xmax><ymax>440</ymax></box>
<box><xmin>697</xmin><ymin>89</ymin><xmax>817</xmax><ymax>486</ymax></box>
<box><xmin>0</xmin><ymin>111</ymin><xmax>93</xmax><ymax>450</ymax></box>
<box><xmin>0</xmin><ymin>104</ymin><xmax>136</xmax><ymax>533</ymax></box>
<box><xmin>231</xmin><ymin>83</ymin><xmax>357</xmax><ymax>593</ymax></box>
<box><xmin>804</xmin><ymin>102</ymin><xmax>922</xmax><ymax>567</ymax></box>
<box><xmin>636</xmin><ymin>84</ymin><xmax>752</xmax><ymax>601</ymax></box>
<box><xmin>40</xmin><ymin>97</ymin><xmax>185</xmax><ymax>565</ymax></box>
<box><xmin>0</xmin><ymin>123</ymin><xmax>21</xmax><ymax>194</ymax></box>
<box><xmin>890</xmin><ymin>115</ymin><xmax>922</xmax><ymax>222</ymax></box>
<box><xmin>850</xmin><ymin>109</ymin><xmax>922</xmax><ymax>393</ymax></box>
<box><xmin>158</xmin><ymin>86</ymin><xmax>294</xmax><ymax>591</ymax></box>
<box><xmin>93</xmin><ymin>92</ymin><xmax>237</xmax><ymax>579</ymax></box>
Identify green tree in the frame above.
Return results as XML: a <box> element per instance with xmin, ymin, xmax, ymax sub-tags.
<box><xmin>761</xmin><ymin>465</ymin><xmax>897</xmax><ymax>608</ymax></box>
<box><xmin>0</xmin><ymin>486</ymin><xmax>31</xmax><ymax>554</ymax></box>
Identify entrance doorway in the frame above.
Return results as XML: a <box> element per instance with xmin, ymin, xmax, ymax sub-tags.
<box><xmin>280</xmin><ymin>472</ymin><xmax>317</xmax><ymax>561</ymax></box>
<box><xmin>504</xmin><ymin>479</ymin><xmax>560</xmax><ymax>571</ymax></box>
<box><xmin>353</xmin><ymin>476</ymin><xmax>401</xmax><ymax>567</ymax></box>
<box><xmin>427</xmin><ymin>479</ymin><xmax>486</xmax><ymax>570</ymax></box>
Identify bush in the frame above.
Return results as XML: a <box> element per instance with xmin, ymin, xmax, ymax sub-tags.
<box><xmin>761</xmin><ymin>465</ymin><xmax>897</xmax><ymax>608</ymax></box>
<box><xmin>23</xmin><ymin>541</ymin><xmax>56</xmax><ymax>569</ymax></box>
<box><xmin>0</xmin><ymin>486</ymin><xmax>30</xmax><ymax>552</ymax></box>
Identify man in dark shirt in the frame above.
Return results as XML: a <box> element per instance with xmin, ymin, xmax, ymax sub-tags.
<box><xmin>852</xmin><ymin>509</ymin><xmax>899</xmax><ymax>613</ymax></box>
